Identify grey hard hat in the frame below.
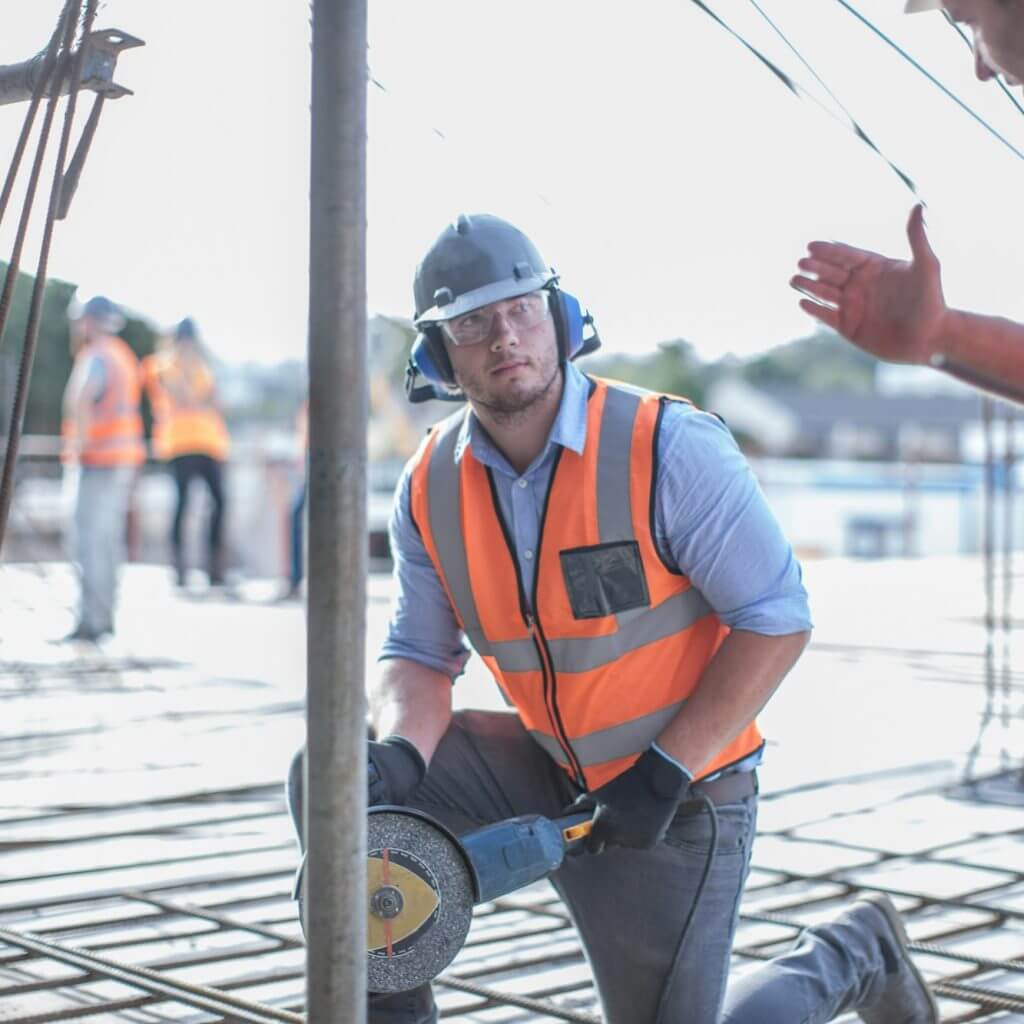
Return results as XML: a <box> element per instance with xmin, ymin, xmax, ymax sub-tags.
<box><xmin>175</xmin><ymin>317</ymin><xmax>198</xmax><ymax>341</ymax></box>
<box><xmin>413</xmin><ymin>214</ymin><xmax>556</xmax><ymax>324</ymax></box>
<box><xmin>70</xmin><ymin>294</ymin><xmax>125</xmax><ymax>332</ymax></box>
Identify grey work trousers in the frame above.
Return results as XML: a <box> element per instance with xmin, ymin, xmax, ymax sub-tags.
<box><xmin>68</xmin><ymin>465</ymin><xmax>135</xmax><ymax>635</ymax></box>
<box><xmin>311</xmin><ymin>710</ymin><xmax>896</xmax><ymax>1024</ymax></box>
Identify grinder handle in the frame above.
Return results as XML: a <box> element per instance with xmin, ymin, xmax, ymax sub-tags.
<box><xmin>556</xmin><ymin>811</ymin><xmax>594</xmax><ymax>848</ymax></box>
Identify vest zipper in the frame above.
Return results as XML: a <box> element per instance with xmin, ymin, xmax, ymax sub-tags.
<box><xmin>485</xmin><ymin>464</ymin><xmax>586</xmax><ymax>789</ymax></box>
<box><xmin>525</xmin><ymin>450</ymin><xmax>587</xmax><ymax>788</ymax></box>
<box><xmin>525</xmin><ymin>610</ymin><xmax>587</xmax><ymax>788</ymax></box>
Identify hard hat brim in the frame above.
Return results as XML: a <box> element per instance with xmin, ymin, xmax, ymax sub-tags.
<box><xmin>414</xmin><ymin>272</ymin><xmax>555</xmax><ymax>325</ymax></box>
<box><xmin>904</xmin><ymin>0</ymin><xmax>943</xmax><ymax>12</ymax></box>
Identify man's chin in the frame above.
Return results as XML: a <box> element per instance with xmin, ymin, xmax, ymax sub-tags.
<box><xmin>470</xmin><ymin>379</ymin><xmax>547</xmax><ymax>416</ymax></box>
<box><xmin>459</xmin><ymin>362</ymin><xmax>561</xmax><ymax>416</ymax></box>
<box><xmin>483</xmin><ymin>390</ymin><xmax>543</xmax><ymax>416</ymax></box>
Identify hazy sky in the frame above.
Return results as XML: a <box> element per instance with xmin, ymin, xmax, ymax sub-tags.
<box><xmin>2</xmin><ymin>1</ymin><xmax>1023</xmax><ymax>369</ymax></box>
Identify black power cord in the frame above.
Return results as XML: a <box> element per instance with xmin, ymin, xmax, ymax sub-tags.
<box><xmin>654</xmin><ymin>794</ymin><xmax>719</xmax><ymax>1024</ymax></box>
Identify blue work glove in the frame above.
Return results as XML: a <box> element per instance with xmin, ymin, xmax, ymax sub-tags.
<box><xmin>569</xmin><ymin>745</ymin><xmax>692</xmax><ymax>853</ymax></box>
<box><xmin>368</xmin><ymin>735</ymin><xmax>426</xmax><ymax>806</ymax></box>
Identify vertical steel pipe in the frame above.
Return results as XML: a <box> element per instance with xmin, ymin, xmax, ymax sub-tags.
<box><xmin>306</xmin><ymin>0</ymin><xmax>368</xmax><ymax>1021</ymax></box>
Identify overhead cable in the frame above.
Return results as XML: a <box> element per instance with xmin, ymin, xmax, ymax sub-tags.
<box><xmin>367</xmin><ymin>72</ymin><xmax>554</xmax><ymax>208</ymax></box>
<box><xmin>688</xmin><ymin>0</ymin><xmax>920</xmax><ymax>196</ymax></box>
<box><xmin>831</xmin><ymin>0</ymin><xmax>1024</xmax><ymax>162</ymax></box>
<box><xmin>941</xmin><ymin>13</ymin><xmax>1024</xmax><ymax>117</ymax></box>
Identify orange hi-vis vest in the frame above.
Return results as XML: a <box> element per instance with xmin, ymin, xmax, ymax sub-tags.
<box><xmin>141</xmin><ymin>350</ymin><xmax>229</xmax><ymax>462</ymax></box>
<box><xmin>61</xmin><ymin>336</ymin><xmax>145</xmax><ymax>468</ymax></box>
<box><xmin>410</xmin><ymin>377</ymin><xmax>763</xmax><ymax>791</ymax></box>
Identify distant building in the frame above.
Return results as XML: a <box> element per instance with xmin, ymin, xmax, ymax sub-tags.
<box><xmin>706</xmin><ymin>377</ymin><xmax>987</xmax><ymax>462</ymax></box>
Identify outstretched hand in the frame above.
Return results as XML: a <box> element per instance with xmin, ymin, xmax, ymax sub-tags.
<box><xmin>790</xmin><ymin>204</ymin><xmax>948</xmax><ymax>366</ymax></box>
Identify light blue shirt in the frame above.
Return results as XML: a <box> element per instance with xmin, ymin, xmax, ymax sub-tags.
<box><xmin>380</xmin><ymin>362</ymin><xmax>812</xmax><ymax>680</ymax></box>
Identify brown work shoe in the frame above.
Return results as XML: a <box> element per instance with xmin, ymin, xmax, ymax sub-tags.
<box><xmin>856</xmin><ymin>893</ymin><xmax>938</xmax><ymax>1024</ymax></box>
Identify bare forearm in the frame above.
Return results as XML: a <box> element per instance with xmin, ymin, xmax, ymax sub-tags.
<box><xmin>371</xmin><ymin>657</ymin><xmax>453</xmax><ymax>765</ymax></box>
<box><xmin>657</xmin><ymin>629</ymin><xmax>810</xmax><ymax>777</ymax></box>
<box><xmin>933</xmin><ymin>309</ymin><xmax>1024</xmax><ymax>404</ymax></box>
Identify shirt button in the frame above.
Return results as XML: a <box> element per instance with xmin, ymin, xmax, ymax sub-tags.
<box><xmin>524</xmin><ymin>549</ymin><xmax>534</xmax><ymax>560</ymax></box>
<box><xmin>517</xmin><ymin>479</ymin><xmax>528</xmax><ymax>489</ymax></box>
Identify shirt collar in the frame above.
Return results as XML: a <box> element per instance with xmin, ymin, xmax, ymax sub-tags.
<box><xmin>453</xmin><ymin>362</ymin><xmax>591</xmax><ymax>468</ymax></box>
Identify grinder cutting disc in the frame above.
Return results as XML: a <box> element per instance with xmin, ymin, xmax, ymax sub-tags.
<box><xmin>367</xmin><ymin>806</ymin><xmax>476</xmax><ymax>993</ymax></box>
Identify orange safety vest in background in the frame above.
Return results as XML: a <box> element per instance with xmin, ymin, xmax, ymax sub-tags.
<box><xmin>140</xmin><ymin>350</ymin><xmax>230</xmax><ymax>462</ymax></box>
<box><xmin>410</xmin><ymin>377</ymin><xmax>763</xmax><ymax>791</ymax></box>
<box><xmin>61</xmin><ymin>336</ymin><xmax>146</xmax><ymax>468</ymax></box>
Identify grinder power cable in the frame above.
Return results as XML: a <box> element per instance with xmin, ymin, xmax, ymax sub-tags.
<box><xmin>366</xmin><ymin>805</ymin><xmax>593</xmax><ymax>993</ymax></box>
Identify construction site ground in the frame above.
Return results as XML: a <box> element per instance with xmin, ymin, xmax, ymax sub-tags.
<box><xmin>1</xmin><ymin>555</ymin><xmax>1023</xmax><ymax>1022</ymax></box>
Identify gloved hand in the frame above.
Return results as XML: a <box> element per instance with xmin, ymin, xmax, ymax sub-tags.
<box><xmin>569</xmin><ymin>745</ymin><xmax>692</xmax><ymax>854</ymax></box>
<box><xmin>368</xmin><ymin>735</ymin><xmax>427</xmax><ymax>806</ymax></box>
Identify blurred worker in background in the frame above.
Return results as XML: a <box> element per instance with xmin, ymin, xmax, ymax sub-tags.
<box><xmin>141</xmin><ymin>317</ymin><xmax>230</xmax><ymax>587</ymax></box>
<box><xmin>791</xmin><ymin>0</ymin><xmax>1024</xmax><ymax>402</ymax></box>
<box><xmin>60</xmin><ymin>295</ymin><xmax>145</xmax><ymax>642</ymax></box>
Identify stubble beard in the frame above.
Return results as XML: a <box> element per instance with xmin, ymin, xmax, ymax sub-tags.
<box><xmin>458</xmin><ymin>356</ymin><xmax>561</xmax><ymax>428</ymax></box>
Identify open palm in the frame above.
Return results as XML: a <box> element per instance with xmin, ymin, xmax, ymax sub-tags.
<box><xmin>791</xmin><ymin>204</ymin><xmax>947</xmax><ymax>366</ymax></box>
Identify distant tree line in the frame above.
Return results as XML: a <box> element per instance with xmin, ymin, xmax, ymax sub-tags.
<box><xmin>0</xmin><ymin>260</ymin><xmax>879</xmax><ymax>443</ymax></box>
<box><xmin>584</xmin><ymin>329</ymin><xmax>877</xmax><ymax>405</ymax></box>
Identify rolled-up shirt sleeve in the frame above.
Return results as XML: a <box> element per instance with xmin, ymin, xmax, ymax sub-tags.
<box><xmin>378</xmin><ymin>464</ymin><xmax>472</xmax><ymax>679</ymax></box>
<box><xmin>656</xmin><ymin>405</ymin><xmax>812</xmax><ymax>635</ymax></box>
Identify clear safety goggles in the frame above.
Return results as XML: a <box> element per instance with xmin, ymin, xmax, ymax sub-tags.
<box><xmin>440</xmin><ymin>290</ymin><xmax>550</xmax><ymax>347</ymax></box>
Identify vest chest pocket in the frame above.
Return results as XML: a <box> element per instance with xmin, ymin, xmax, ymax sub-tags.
<box><xmin>559</xmin><ymin>541</ymin><xmax>651</xmax><ymax>620</ymax></box>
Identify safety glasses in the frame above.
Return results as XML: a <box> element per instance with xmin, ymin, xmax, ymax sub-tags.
<box><xmin>441</xmin><ymin>290</ymin><xmax>550</xmax><ymax>347</ymax></box>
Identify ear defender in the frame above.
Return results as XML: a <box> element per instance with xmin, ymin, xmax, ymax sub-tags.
<box><xmin>413</xmin><ymin>327</ymin><xmax>455</xmax><ymax>385</ymax></box>
<box><xmin>405</xmin><ymin>328</ymin><xmax>462</xmax><ymax>404</ymax></box>
<box><xmin>548</xmin><ymin>287</ymin><xmax>585</xmax><ymax>361</ymax></box>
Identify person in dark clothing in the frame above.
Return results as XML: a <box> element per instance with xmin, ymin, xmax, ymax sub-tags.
<box><xmin>140</xmin><ymin>318</ymin><xmax>231</xmax><ymax>586</ymax></box>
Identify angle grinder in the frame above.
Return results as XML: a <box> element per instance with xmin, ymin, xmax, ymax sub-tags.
<box><xmin>366</xmin><ymin>805</ymin><xmax>593</xmax><ymax>993</ymax></box>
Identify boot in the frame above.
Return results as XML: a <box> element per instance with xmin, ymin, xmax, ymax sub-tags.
<box><xmin>208</xmin><ymin>544</ymin><xmax>226</xmax><ymax>587</ymax></box>
<box><xmin>855</xmin><ymin>894</ymin><xmax>938</xmax><ymax>1024</ymax></box>
<box><xmin>172</xmin><ymin>545</ymin><xmax>187</xmax><ymax>588</ymax></box>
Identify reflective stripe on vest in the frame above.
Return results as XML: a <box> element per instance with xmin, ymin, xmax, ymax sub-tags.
<box><xmin>425</xmin><ymin>393</ymin><xmax>714</xmax><ymax>674</ymax></box>
<box><xmin>142</xmin><ymin>353</ymin><xmax>229</xmax><ymax>462</ymax></box>
<box><xmin>410</xmin><ymin>377</ymin><xmax>762</xmax><ymax>789</ymax></box>
<box><xmin>62</xmin><ymin>337</ymin><xmax>145</xmax><ymax>467</ymax></box>
<box><xmin>527</xmin><ymin>700</ymin><xmax>686</xmax><ymax>768</ymax></box>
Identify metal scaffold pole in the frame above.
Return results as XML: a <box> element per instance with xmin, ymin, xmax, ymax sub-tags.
<box><xmin>306</xmin><ymin>0</ymin><xmax>368</xmax><ymax>1021</ymax></box>
<box><xmin>0</xmin><ymin>29</ymin><xmax>143</xmax><ymax>108</ymax></box>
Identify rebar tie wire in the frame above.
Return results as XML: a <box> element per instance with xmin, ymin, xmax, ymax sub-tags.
<box><xmin>0</xmin><ymin>0</ymin><xmax>110</xmax><ymax>555</ymax></box>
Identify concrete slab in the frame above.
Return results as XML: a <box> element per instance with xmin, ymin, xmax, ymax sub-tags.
<box><xmin>1</xmin><ymin>554</ymin><xmax>1024</xmax><ymax>1020</ymax></box>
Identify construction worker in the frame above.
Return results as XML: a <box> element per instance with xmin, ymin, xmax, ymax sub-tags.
<box><xmin>791</xmin><ymin>0</ymin><xmax>1024</xmax><ymax>402</ymax></box>
<box><xmin>60</xmin><ymin>295</ymin><xmax>145</xmax><ymax>642</ymax></box>
<box><xmin>141</xmin><ymin>318</ymin><xmax>230</xmax><ymax>586</ymax></box>
<box><xmin>291</xmin><ymin>215</ymin><xmax>938</xmax><ymax>1023</ymax></box>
